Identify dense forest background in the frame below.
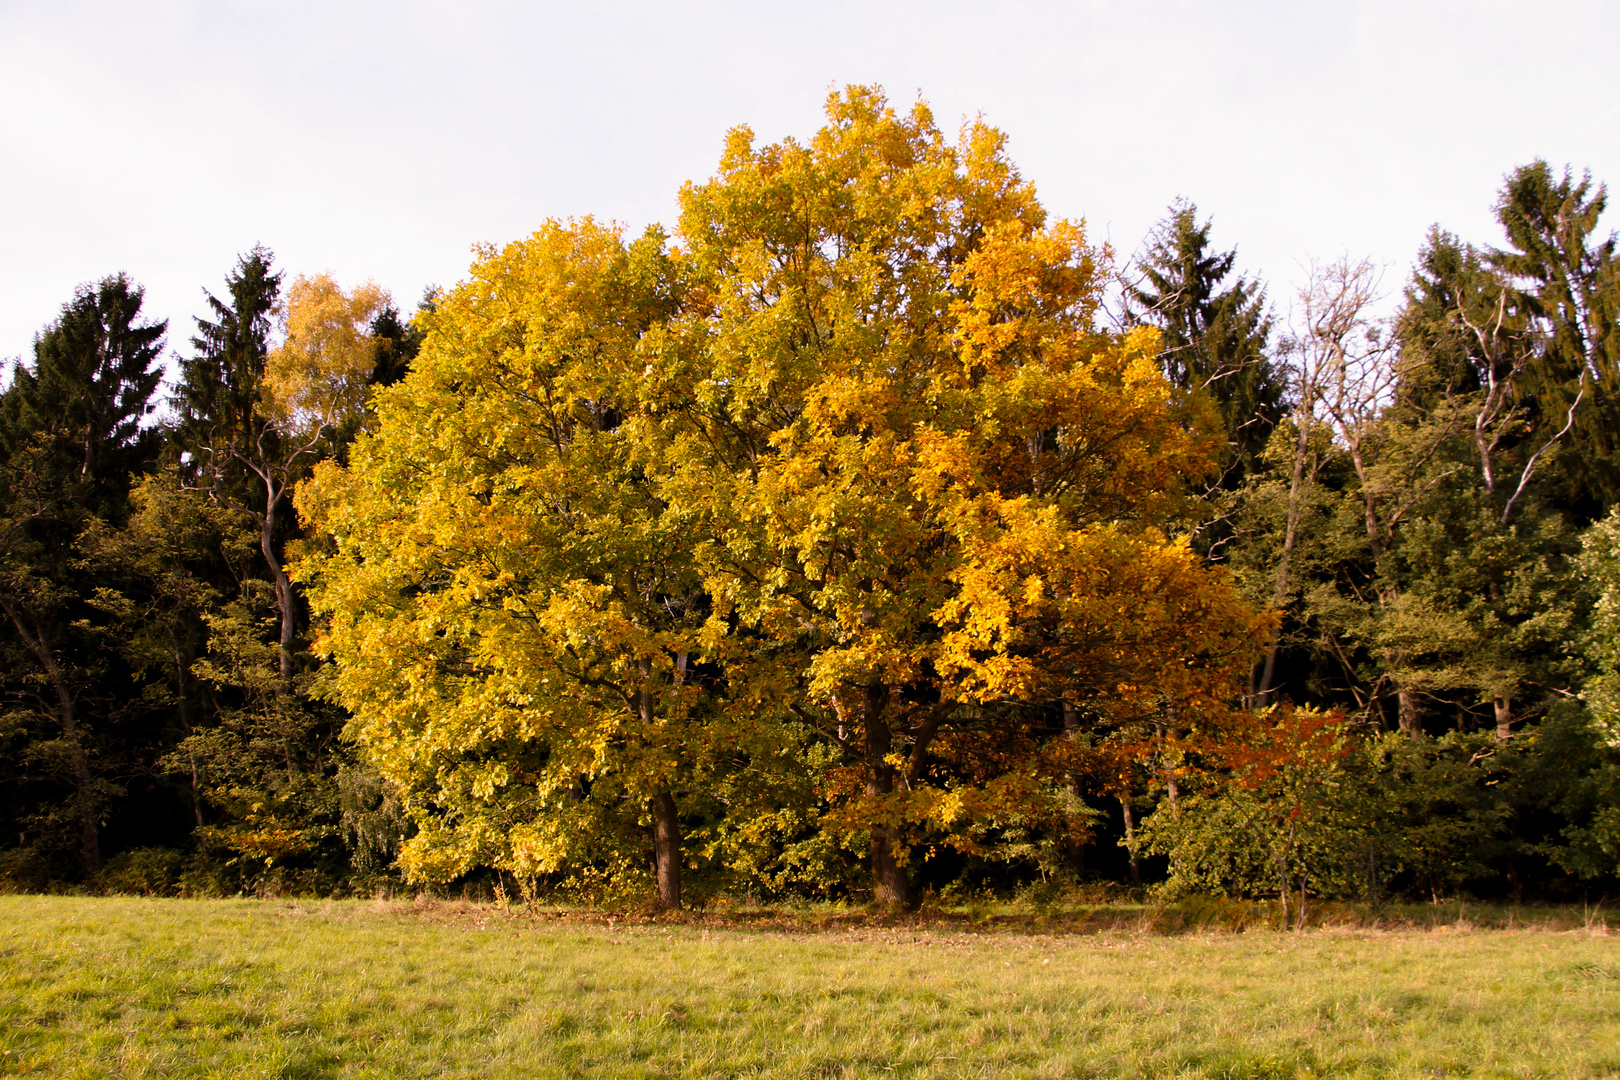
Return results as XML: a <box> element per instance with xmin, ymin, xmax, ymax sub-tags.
<box><xmin>3</xmin><ymin>93</ymin><xmax>1618</xmax><ymax>910</ymax></box>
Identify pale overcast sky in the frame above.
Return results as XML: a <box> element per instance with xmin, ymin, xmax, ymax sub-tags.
<box><xmin>2</xmin><ymin>0</ymin><xmax>1616</xmax><ymax>370</ymax></box>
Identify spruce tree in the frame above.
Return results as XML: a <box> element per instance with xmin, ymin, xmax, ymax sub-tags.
<box><xmin>0</xmin><ymin>275</ymin><xmax>167</xmax><ymax>877</ymax></box>
<box><xmin>176</xmin><ymin>245</ymin><xmax>281</xmax><ymax>471</ymax></box>
<box><xmin>1488</xmin><ymin>162</ymin><xmax>1620</xmax><ymax>516</ymax></box>
<box><xmin>1127</xmin><ymin>201</ymin><xmax>1284</xmax><ymax>486</ymax></box>
<box><xmin>0</xmin><ymin>274</ymin><xmax>166</xmax><ymax>514</ymax></box>
<box><xmin>366</xmin><ymin>287</ymin><xmax>434</xmax><ymax>389</ymax></box>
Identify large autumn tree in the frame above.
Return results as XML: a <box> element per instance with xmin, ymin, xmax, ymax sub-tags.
<box><xmin>298</xmin><ymin>87</ymin><xmax>1267</xmax><ymax>910</ymax></box>
<box><xmin>652</xmin><ymin>87</ymin><xmax>1268</xmax><ymax>906</ymax></box>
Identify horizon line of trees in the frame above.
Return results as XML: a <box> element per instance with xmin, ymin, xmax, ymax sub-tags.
<box><xmin>3</xmin><ymin>87</ymin><xmax>1617</xmax><ymax>911</ymax></box>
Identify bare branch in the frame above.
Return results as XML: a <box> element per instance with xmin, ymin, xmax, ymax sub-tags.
<box><xmin>1502</xmin><ymin>379</ymin><xmax>1584</xmax><ymax>524</ymax></box>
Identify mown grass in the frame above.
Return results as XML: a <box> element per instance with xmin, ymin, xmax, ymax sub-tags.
<box><xmin>1</xmin><ymin>896</ymin><xmax>1616</xmax><ymax>1078</ymax></box>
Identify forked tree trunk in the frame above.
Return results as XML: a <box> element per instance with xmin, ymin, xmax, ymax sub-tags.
<box><xmin>864</xmin><ymin>681</ymin><xmax>910</xmax><ymax>909</ymax></box>
<box><xmin>1494</xmin><ymin>694</ymin><xmax>1513</xmax><ymax>743</ymax></box>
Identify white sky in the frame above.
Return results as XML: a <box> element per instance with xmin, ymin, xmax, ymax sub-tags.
<box><xmin>2</xmin><ymin>0</ymin><xmax>1617</xmax><ymax>371</ymax></box>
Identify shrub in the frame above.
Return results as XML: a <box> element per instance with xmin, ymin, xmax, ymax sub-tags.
<box><xmin>94</xmin><ymin>848</ymin><xmax>183</xmax><ymax>896</ymax></box>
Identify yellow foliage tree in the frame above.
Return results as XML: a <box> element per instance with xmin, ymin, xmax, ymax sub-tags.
<box><xmin>652</xmin><ymin>87</ymin><xmax>1270</xmax><ymax>906</ymax></box>
<box><xmin>264</xmin><ymin>273</ymin><xmax>391</xmax><ymax>441</ymax></box>
<box><xmin>298</xmin><ymin>86</ymin><xmax>1269</xmax><ymax>910</ymax></box>
<box><xmin>295</xmin><ymin>222</ymin><xmax>795</xmax><ymax>909</ymax></box>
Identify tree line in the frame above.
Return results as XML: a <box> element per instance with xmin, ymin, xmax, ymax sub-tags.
<box><xmin>3</xmin><ymin>87</ymin><xmax>1617</xmax><ymax>910</ymax></box>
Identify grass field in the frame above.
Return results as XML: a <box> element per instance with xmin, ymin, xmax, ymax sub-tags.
<box><xmin>1</xmin><ymin>896</ymin><xmax>1616</xmax><ymax>1078</ymax></box>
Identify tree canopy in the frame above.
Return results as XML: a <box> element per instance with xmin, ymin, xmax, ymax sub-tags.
<box><xmin>297</xmin><ymin>88</ymin><xmax>1268</xmax><ymax>908</ymax></box>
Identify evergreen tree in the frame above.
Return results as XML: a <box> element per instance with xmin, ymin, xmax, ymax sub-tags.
<box><xmin>366</xmin><ymin>286</ymin><xmax>435</xmax><ymax>389</ymax></box>
<box><xmin>1127</xmin><ymin>201</ymin><xmax>1285</xmax><ymax>486</ymax></box>
<box><xmin>1393</xmin><ymin>210</ymin><xmax>1596</xmax><ymax>744</ymax></box>
<box><xmin>0</xmin><ymin>275</ymin><xmax>167</xmax><ymax>877</ymax></box>
<box><xmin>1</xmin><ymin>274</ymin><xmax>165</xmax><ymax>513</ymax></box>
<box><xmin>1400</xmin><ymin>230</ymin><xmax>1503</xmax><ymax>400</ymax></box>
<box><xmin>1488</xmin><ymin>162</ymin><xmax>1620</xmax><ymax>515</ymax></box>
<box><xmin>174</xmin><ymin>247</ymin><xmax>303</xmax><ymax>684</ymax></box>
<box><xmin>177</xmin><ymin>246</ymin><xmax>281</xmax><ymax>466</ymax></box>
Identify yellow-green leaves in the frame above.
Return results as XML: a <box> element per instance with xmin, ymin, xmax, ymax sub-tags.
<box><xmin>296</xmin><ymin>87</ymin><xmax>1269</xmax><ymax>905</ymax></box>
<box><xmin>263</xmin><ymin>274</ymin><xmax>390</xmax><ymax>440</ymax></box>
<box><xmin>297</xmin><ymin>219</ymin><xmax>716</xmax><ymax>895</ymax></box>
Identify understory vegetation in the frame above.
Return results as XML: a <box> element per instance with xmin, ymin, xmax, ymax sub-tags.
<box><xmin>4</xmin><ymin>86</ymin><xmax>1620</xmax><ymax>911</ymax></box>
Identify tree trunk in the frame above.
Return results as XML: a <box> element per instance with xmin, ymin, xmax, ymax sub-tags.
<box><xmin>260</xmin><ymin>499</ymin><xmax>296</xmax><ymax>688</ymax></box>
<box><xmin>1256</xmin><ymin>645</ymin><xmax>1282</xmax><ymax>710</ymax></box>
<box><xmin>1157</xmin><ymin>723</ymin><xmax>1181</xmax><ymax>813</ymax></box>
<box><xmin>188</xmin><ymin>753</ymin><xmax>204</xmax><ymax>829</ymax></box>
<box><xmin>176</xmin><ymin>650</ymin><xmax>204</xmax><ymax>828</ymax></box>
<box><xmin>870</xmin><ymin>823</ymin><xmax>909</xmax><ymax>909</ymax></box>
<box><xmin>1258</xmin><ymin>382</ymin><xmax>1321</xmax><ymax>706</ymax></box>
<box><xmin>1119</xmin><ymin>797</ymin><xmax>1142</xmax><ymax>885</ymax></box>
<box><xmin>650</xmin><ymin>790</ymin><xmax>681</xmax><ymax>911</ymax></box>
<box><xmin>59</xmin><ymin>686</ymin><xmax>101</xmax><ymax>877</ymax></box>
<box><xmin>1277</xmin><ymin>827</ymin><xmax>1293</xmax><ymax>931</ymax></box>
<box><xmin>864</xmin><ymin>681</ymin><xmax>910</xmax><ymax>909</ymax></box>
<box><xmin>1</xmin><ymin>597</ymin><xmax>100</xmax><ymax>875</ymax></box>
<box><xmin>170</xmin><ymin>636</ymin><xmax>207</xmax><ymax>828</ymax></box>
<box><xmin>1494</xmin><ymin>694</ymin><xmax>1513</xmax><ymax>742</ymax></box>
<box><xmin>632</xmin><ymin>664</ymin><xmax>683</xmax><ymax>911</ymax></box>
<box><xmin>1397</xmin><ymin>686</ymin><xmax>1422</xmax><ymax>741</ymax></box>
<box><xmin>1061</xmin><ymin>702</ymin><xmax>1086</xmax><ymax>872</ymax></box>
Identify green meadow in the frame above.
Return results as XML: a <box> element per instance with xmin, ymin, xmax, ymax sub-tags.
<box><xmin>2</xmin><ymin>897</ymin><xmax>1617</xmax><ymax>1078</ymax></box>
